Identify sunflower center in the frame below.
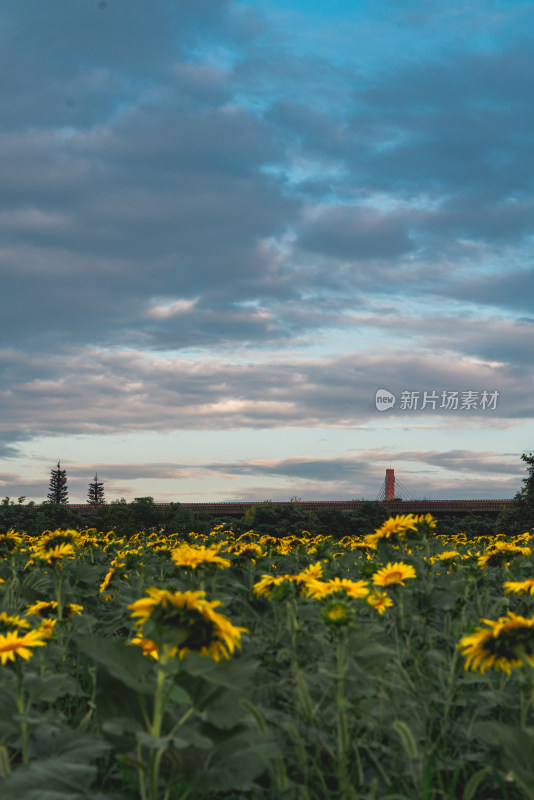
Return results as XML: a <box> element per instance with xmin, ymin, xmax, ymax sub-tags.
<box><xmin>149</xmin><ymin>606</ymin><xmax>218</xmax><ymax>650</ymax></box>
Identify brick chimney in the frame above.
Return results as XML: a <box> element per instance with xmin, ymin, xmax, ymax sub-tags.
<box><xmin>385</xmin><ymin>468</ymin><xmax>395</xmax><ymax>501</ymax></box>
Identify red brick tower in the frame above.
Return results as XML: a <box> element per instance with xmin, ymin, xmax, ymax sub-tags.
<box><xmin>385</xmin><ymin>468</ymin><xmax>395</xmax><ymax>501</ymax></box>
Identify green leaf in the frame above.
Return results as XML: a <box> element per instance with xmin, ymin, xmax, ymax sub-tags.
<box><xmin>393</xmin><ymin>720</ymin><xmax>419</xmax><ymax>760</ymax></box>
<box><xmin>24</xmin><ymin>673</ymin><xmax>81</xmax><ymax>703</ymax></box>
<box><xmin>101</xmin><ymin>716</ymin><xmax>144</xmax><ymax>737</ymax></box>
<box><xmin>168</xmin><ymin>683</ymin><xmax>191</xmax><ymax>706</ymax></box>
<box><xmin>179</xmin><ymin>653</ymin><xmax>259</xmax><ymax>689</ymax></box>
<box><xmin>0</xmin><ymin>733</ymin><xmax>111</xmax><ymax>800</ymax></box>
<box><xmin>74</xmin><ymin>635</ymin><xmax>153</xmax><ymax>692</ymax></box>
<box><xmin>135</xmin><ymin>731</ymin><xmax>172</xmax><ymax>750</ymax></box>
<box><xmin>463</xmin><ymin>767</ymin><xmax>491</xmax><ymax>800</ymax></box>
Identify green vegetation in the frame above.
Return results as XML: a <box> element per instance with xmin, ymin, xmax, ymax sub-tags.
<box><xmin>1</xmin><ymin>515</ymin><xmax>534</xmax><ymax>798</ymax></box>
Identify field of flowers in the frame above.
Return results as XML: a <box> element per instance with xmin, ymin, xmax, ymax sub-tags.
<box><xmin>1</xmin><ymin>514</ymin><xmax>534</xmax><ymax>799</ymax></box>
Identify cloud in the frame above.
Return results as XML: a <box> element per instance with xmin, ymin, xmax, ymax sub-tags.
<box><xmin>0</xmin><ymin>347</ymin><xmax>528</xmax><ymax>456</ymax></box>
<box><xmin>1</xmin><ymin>447</ymin><xmax>524</xmax><ymax>503</ymax></box>
<box><xmin>296</xmin><ymin>205</ymin><xmax>415</xmax><ymax>261</ymax></box>
<box><xmin>2</xmin><ymin>0</ymin><xmax>534</xmax><ymax>504</ymax></box>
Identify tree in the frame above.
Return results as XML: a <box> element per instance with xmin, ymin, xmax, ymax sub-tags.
<box><xmin>47</xmin><ymin>461</ymin><xmax>68</xmax><ymax>505</ymax></box>
<box><xmin>349</xmin><ymin>501</ymin><xmax>391</xmax><ymax>537</ymax></box>
<box><xmin>243</xmin><ymin>501</ymin><xmax>319</xmax><ymax>538</ymax></box>
<box><xmin>87</xmin><ymin>473</ymin><xmax>105</xmax><ymax>505</ymax></box>
<box><xmin>496</xmin><ymin>452</ymin><xmax>534</xmax><ymax>535</ymax></box>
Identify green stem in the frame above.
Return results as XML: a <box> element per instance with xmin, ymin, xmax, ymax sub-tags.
<box><xmin>0</xmin><ymin>745</ymin><xmax>11</xmax><ymax>776</ymax></box>
<box><xmin>336</xmin><ymin>635</ymin><xmax>349</xmax><ymax>800</ymax></box>
<box><xmin>137</xmin><ymin>742</ymin><xmax>148</xmax><ymax>800</ymax></box>
<box><xmin>167</xmin><ymin>706</ymin><xmax>195</xmax><ymax>739</ymax></box>
<box><xmin>53</xmin><ymin>569</ymin><xmax>64</xmax><ymax>621</ymax></box>
<box><xmin>397</xmin><ymin>589</ymin><xmax>405</xmax><ymax>632</ymax></box>
<box><xmin>149</xmin><ymin>654</ymin><xmax>169</xmax><ymax>800</ymax></box>
<box><xmin>16</xmin><ymin>671</ymin><xmax>29</xmax><ymax>764</ymax></box>
<box><xmin>286</xmin><ymin>600</ymin><xmax>298</xmax><ymax>650</ymax></box>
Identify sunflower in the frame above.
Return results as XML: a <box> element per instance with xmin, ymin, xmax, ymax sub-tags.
<box><xmin>413</xmin><ymin>513</ymin><xmax>438</xmax><ymax>529</ymax></box>
<box><xmin>37</xmin><ymin>528</ymin><xmax>81</xmax><ymax>551</ymax></box>
<box><xmin>171</xmin><ymin>544</ymin><xmax>231</xmax><ymax>570</ymax></box>
<box><xmin>128</xmin><ymin>587</ymin><xmax>248</xmax><ymax>662</ymax></box>
<box><xmin>277</xmin><ymin>536</ymin><xmax>305</xmax><ymax>554</ymax></box>
<box><xmin>459</xmin><ymin>612</ymin><xmax>534</xmax><ymax>674</ymax></box>
<box><xmin>99</xmin><ymin>561</ymin><xmax>129</xmax><ymax>598</ymax></box>
<box><xmin>304</xmin><ymin>577</ymin><xmax>369</xmax><ymax>600</ymax></box>
<box><xmin>322</xmin><ymin>597</ymin><xmax>354</xmax><ymax>629</ymax></box>
<box><xmin>364</xmin><ymin>514</ymin><xmax>419</xmax><ymax>547</ymax></box>
<box><xmin>503</xmin><ymin>579</ymin><xmax>534</xmax><ymax>596</ymax></box>
<box><xmin>27</xmin><ymin>542</ymin><xmax>76</xmax><ymax>568</ymax></box>
<box><xmin>0</xmin><ymin>612</ymin><xmax>31</xmax><ymax>634</ymax></box>
<box><xmin>297</xmin><ymin>561</ymin><xmax>324</xmax><ymax>581</ymax></box>
<box><xmin>36</xmin><ymin>619</ymin><xmax>57</xmax><ymax>638</ymax></box>
<box><xmin>0</xmin><ymin>531</ymin><xmax>23</xmax><ymax>556</ymax></box>
<box><xmin>257</xmin><ymin>534</ymin><xmax>276</xmax><ymax>545</ymax></box>
<box><xmin>372</xmin><ymin>562</ymin><xmax>417</xmax><ymax>587</ymax></box>
<box><xmin>429</xmin><ymin>551</ymin><xmax>460</xmax><ymax>564</ymax></box>
<box><xmin>0</xmin><ymin>629</ymin><xmax>47</xmax><ymax>665</ymax></box>
<box><xmin>366</xmin><ymin>591</ymin><xmax>394</xmax><ymax>615</ymax></box>
<box><xmin>25</xmin><ymin>600</ymin><xmax>84</xmax><ymax>619</ymax></box>
<box><xmin>252</xmin><ymin>574</ymin><xmax>298</xmax><ymax>597</ymax></box>
<box><xmin>477</xmin><ymin>541</ymin><xmax>532</xmax><ymax>569</ymax></box>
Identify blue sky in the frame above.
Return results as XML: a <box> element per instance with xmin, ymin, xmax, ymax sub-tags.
<box><xmin>1</xmin><ymin>0</ymin><xmax>534</xmax><ymax>503</ymax></box>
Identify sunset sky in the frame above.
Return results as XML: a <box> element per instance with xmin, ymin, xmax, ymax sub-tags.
<box><xmin>1</xmin><ymin>0</ymin><xmax>534</xmax><ymax>504</ymax></box>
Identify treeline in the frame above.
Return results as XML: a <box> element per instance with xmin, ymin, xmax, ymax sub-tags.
<box><xmin>3</xmin><ymin>452</ymin><xmax>533</xmax><ymax>539</ymax></box>
<box><xmin>0</xmin><ymin>495</ymin><xmax>522</xmax><ymax>540</ymax></box>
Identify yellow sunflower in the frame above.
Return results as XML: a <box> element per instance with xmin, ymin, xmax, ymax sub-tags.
<box><xmin>36</xmin><ymin>529</ymin><xmax>81</xmax><ymax>552</ymax></box>
<box><xmin>228</xmin><ymin>542</ymin><xmax>265</xmax><ymax>561</ymax></box>
<box><xmin>503</xmin><ymin>579</ymin><xmax>534</xmax><ymax>596</ymax></box>
<box><xmin>322</xmin><ymin>597</ymin><xmax>354</xmax><ymax>629</ymax></box>
<box><xmin>429</xmin><ymin>551</ymin><xmax>460</xmax><ymax>564</ymax></box>
<box><xmin>252</xmin><ymin>574</ymin><xmax>298</xmax><ymax>597</ymax></box>
<box><xmin>171</xmin><ymin>544</ymin><xmax>231</xmax><ymax>570</ymax></box>
<box><xmin>36</xmin><ymin>619</ymin><xmax>57</xmax><ymax>638</ymax></box>
<box><xmin>25</xmin><ymin>600</ymin><xmax>84</xmax><ymax>619</ymax></box>
<box><xmin>34</xmin><ymin>542</ymin><xmax>76</xmax><ymax>566</ymax></box>
<box><xmin>304</xmin><ymin>577</ymin><xmax>369</xmax><ymax>600</ymax></box>
<box><xmin>478</xmin><ymin>541</ymin><xmax>532</xmax><ymax>569</ymax></box>
<box><xmin>0</xmin><ymin>612</ymin><xmax>31</xmax><ymax>633</ymax></box>
<box><xmin>128</xmin><ymin>587</ymin><xmax>248</xmax><ymax>662</ymax></box>
<box><xmin>0</xmin><ymin>531</ymin><xmax>23</xmax><ymax>556</ymax></box>
<box><xmin>366</xmin><ymin>591</ymin><xmax>394</xmax><ymax>614</ymax></box>
<box><xmin>297</xmin><ymin>561</ymin><xmax>324</xmax><ymax>581</ymax></box>
<box><xmin>365</xmin><ymin>514</ymin><xmax>419</xmax><ymax>547</ymax></box>
<box><xmin>413</xmin><ymin>513</ymin><xmax>438</xmax><ymax>528</ymax></box>
<box><xmin>459</xmin><ymin>612</ymin><xmax>534</xmax><ymax>674</ymax></box>
<box><xmin>372</xmin><ymin>562</ymin><xmax>417</xmax><ymax>587</ymax></box>
<box><xmin>0</xmin><ymin>629</ymin><xmax>47</xmax><ymax>665</ymax></box>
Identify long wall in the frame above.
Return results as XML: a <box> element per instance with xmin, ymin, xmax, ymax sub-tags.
<box><xmin>69</xmin><ymin>498</ymin><xmax>512</xmax><ymax>519</ymax></box>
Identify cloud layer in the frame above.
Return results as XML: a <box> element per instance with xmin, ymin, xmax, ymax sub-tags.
<box><xmin>1</xmin><ymin>0</ymin><xmax>533</xmax><ymax>501</ymax></box>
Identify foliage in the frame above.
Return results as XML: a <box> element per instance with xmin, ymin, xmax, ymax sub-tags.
<box><xmin>1</xmin><ymin>515</ymin><xmax>534</xmax><ymax>798</ymax></box>
<box><xmin>88</xmin><ymin>474</ymin><xmax>105</xmax><ymax>506</ymax></box>
<box><xmin>497</xmin><ymin>453</ymin><xmax>534</xmax><ymax>535</ymax></box>
<box><xmin>243</xmin><ymin>501</ymin><xmax>319</xmax><ymax>538</ymax></box>
<box><xmin>47</xmin><ymin>462</ymin><xmax>68</xmax><ymax>505</ymax></box>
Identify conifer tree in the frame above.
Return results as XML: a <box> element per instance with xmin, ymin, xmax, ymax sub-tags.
<box><xmin>497</xmin><ymin>452</ymin><xmax>534</xmax><ymax>534</ymax></box>
<box><xmin>87</xmin><ymin>473</ymin><xmax>105</xmax><ymax>505</ymax></box>
<box><xmin>47</xmin><ymin>461</ymin><xmax>68</xmax><ymax>504</ymax></box>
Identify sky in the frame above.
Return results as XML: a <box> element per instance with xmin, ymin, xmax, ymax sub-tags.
<box><xmin>1</xmin><ymin>0</ymin><xmax>534</xmax><ymax>504</ymax></box>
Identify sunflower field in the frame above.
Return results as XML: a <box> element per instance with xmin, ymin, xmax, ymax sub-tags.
<box><xmin>1</xmin><ymin>515</ymin><xmax>534</xmax><ymax>799</ymax></box>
